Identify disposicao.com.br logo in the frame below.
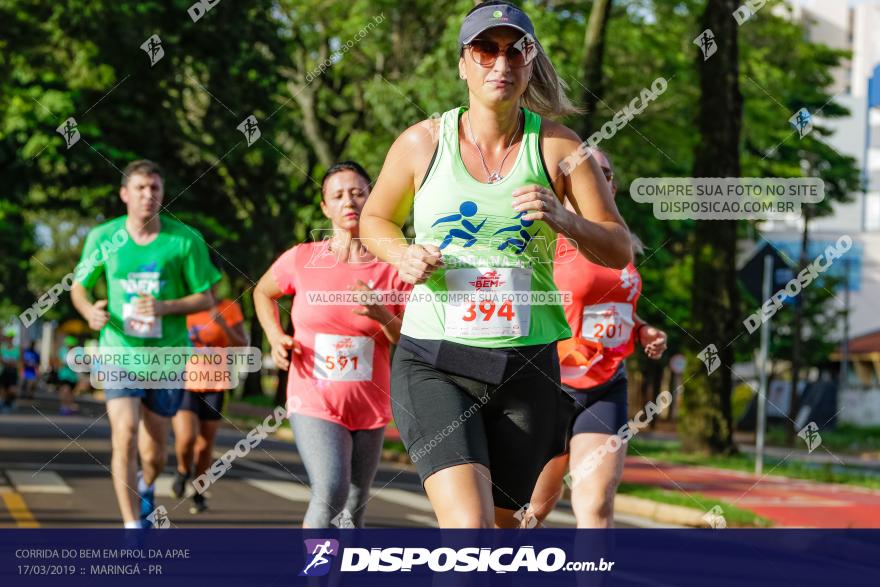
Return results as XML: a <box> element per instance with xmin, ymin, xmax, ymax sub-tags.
<box><xmin>300</xmin><ymin>540</ymin><xmax>614</xmax><ymax>574</ymax></box>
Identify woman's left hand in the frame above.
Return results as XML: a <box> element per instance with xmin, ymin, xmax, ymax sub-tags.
<box><xmin>639</xmin><ymin>326</ymin><xmax>667</xmax><ymax>360</ymax></box>
<box><xmin>350</xmin><ymin>280</ymin><xmax>393</xmax><ymax>323</ymax></box>
<box><xmin>512</xmin><ymin>184</ymin><xmax>568</xmax><ymax>232</ymax></box>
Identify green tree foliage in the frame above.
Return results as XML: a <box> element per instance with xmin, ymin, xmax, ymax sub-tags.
<box><xmin>0</xmin><ymin>0</ymin><xmax>863</xmax><ymax>405</ymax></box>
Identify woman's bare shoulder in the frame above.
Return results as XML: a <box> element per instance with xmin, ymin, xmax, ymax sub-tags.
<box><xmin>380</xmin><ymin>117</ymin><xmax>443</xmax><ymax>186</ymax></box>
<box><xmin>539</xmin><ymin>119</ymin><xmax>581</xmax><ymax>148</ymax></box>
<box><xmin>398</xmin><ymin>116</ymin><xmax>442</xmax><ymax>152</ymax></box>
<box><xmin>539</xmin><ymin>119</ymin><xmax>585</xmax><ymax>191</ymax></box>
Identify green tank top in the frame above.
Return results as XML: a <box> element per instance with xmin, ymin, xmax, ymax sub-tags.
<box><xmin>400</xmin><ymin>106</ymin><xmax>571</xmax><ymax>348</ymax></box>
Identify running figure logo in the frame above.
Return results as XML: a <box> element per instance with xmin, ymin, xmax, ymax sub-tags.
<box><xmin>513</xmin><ymin>503</ymin><xmax>538</xmax><ymax>528</ymax></box>
<box><xmin>432</xmin><ymin>201</ymin><xmax>487</xmax><ymax>249</ymax></box>
<box><xmin>619</xmin><ymin>266</ymin><xmax>640</xmax><ymax>302</ymax></box>
<box><xmin>146</xmin><ymin>505</ymin><xmax>170</xmax><ymax>529</ymax></box>
<box><xmin>300</xmin><ymin>539</ymin><xmax>340</xmax><ymax>577</ymax></box>
<box><xmin>237</xmin><ymin>115</ymin><xmax>261</xmax><ymax>147</ymax></box>
<box><xmin>140</xmin><ymin>34</ymin><xmax>165</xmax><ymax>66</ymax></box>
<box><xmin>330</xmin><ymin>509</ymin><xmax>355</xmax><ymax>529</ymax></box>
<box><xmin>493</xmin><ymin>211</ymin><xmax>537</xmax><ymax>255</ymax></box>
<box><xmin>702</xmin><ymin>505</ymin><xmax>727</xmax><ymax>529</ymax></box>
<box><xmin>697</xmin><ymin>344</ymin><xmax>721</xmax><ymax>375</ymax></box>
<box><xmin>789</xmin><ymin>108</ymin><xmax>813</xmax><ymax>138</ymax></box>
<box><xmin>56</xmin><ymin>117</ymin><xmax>80</xmax><ymax>149</ymax></box>
<box><xmin>797</xmin><ymin>421</ymin><xmax>822</xmax><ymax>453</ymax></box>
<box><xmin>693</xmin><ymin>29</ymin><xmax>717</xmax><ymax>61</ymax></box>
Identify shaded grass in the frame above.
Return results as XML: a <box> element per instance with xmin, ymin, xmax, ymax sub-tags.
<box><xmin>764</xmin><ymin>424</ymin><xmax>880</xmax><ymax>455</ymax></box>
<box><xmin>617</xmin><ymin>483</ymin><xmax>773</xmax><ymax>527</ymax></box>
<box><xmin>630</xmin><ymin>438</ymin><xmax>880</xmax><ymax>491</ymax></box>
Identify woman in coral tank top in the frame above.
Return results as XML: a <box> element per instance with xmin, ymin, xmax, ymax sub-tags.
<box><xmin>253</xmin><ymin>161</ymin><xmax>410</xmax><ymax>528</ymax></box>
<box><xmin>528</xmin><ymin>149</ymin><xmax>668</xmax><ymax>528</ymax></box>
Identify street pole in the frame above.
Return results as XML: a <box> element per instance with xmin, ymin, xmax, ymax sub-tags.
<box><xmin>841</xmin><ymin>258</ymin><xmax>851</xmax><ymax>398</ymax></box>
<box><xmin>756</xmin><ymin>254</ymin><xmax>773</xmax><ymax>476</ymax></box>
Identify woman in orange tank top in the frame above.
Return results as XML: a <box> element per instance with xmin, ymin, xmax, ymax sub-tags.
<box><xmin>527</xmin><ymin>149</ymin><xmax>668</xmax><ymax>528</ymax></box>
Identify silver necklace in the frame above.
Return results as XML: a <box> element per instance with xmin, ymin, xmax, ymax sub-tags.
<box><xmin>466</xmin><ymin>111</ymin><xmax>521</xmax><ymax>183</ymax></box>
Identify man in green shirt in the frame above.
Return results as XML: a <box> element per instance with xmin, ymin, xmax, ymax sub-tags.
<box><xmin>72</xmin><ymin>160</ymin><xmax>220</xmax><ymax>528</ymax></box>
<box><xmin>0</xmin><ymin>329</ymin><xmax>21</xmax><ymax>413</ymax></box>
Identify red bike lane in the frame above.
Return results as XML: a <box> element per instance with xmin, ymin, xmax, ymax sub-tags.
<box><xmin>622</xmin><ymin>456</ymin><xmax>880</xmax><ymax>527</ymax></box>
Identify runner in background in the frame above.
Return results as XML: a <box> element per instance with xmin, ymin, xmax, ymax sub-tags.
<box><xmin>0</xmin><ymin>330</ymin><xmax>20</xmax><ymax>413</ymax></box>
<box><xmin>21</xmin><ymin>342</ymin><xmax>40</xmax><ymax>400</ymax></box>
<box><xmin>51</xmin><ymin>335</ymin><xmax>80</xmax><ymax>415</ymax></box>
<box><xmin>71</xmin><ymin>159</ymin><xmax>220</xmax><ymax>528</ymax></box>
<box><xmin>172</xmin><ymin>252</ymin><xmax>246</xmax><ymax>514</ymax></box>
<box><xmin>527</xmin><ymin>148</ymin><xmax>667</xmax><ymax>528</ymax></box>
<box><xmin>253</xmin><ymin>161</ymin><xmax>410</xmax><ymax>528</ymax></box>
<box><xmin>359</xmin><ymin>1</ymin><xmax>632</xmax><ymax>528</ymax></box>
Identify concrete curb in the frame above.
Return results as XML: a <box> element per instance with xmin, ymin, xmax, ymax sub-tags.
<box><xmin>613</xmin><ymin>494</ymin><xmax>708</xmax><ymax>527</ymax></box>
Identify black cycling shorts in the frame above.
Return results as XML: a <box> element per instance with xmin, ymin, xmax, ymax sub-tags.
<box><xmin>564</xmin><ymin>375</ymin><xmax>629</xmax><ymax>437</ymax></box>
<box><xmin>391</xmin><ymin>339</ymin><xmax>575</xmax><ymax>511</ymax></box>
<box><xmin>178</xmin><ymin>390</ymin><xmax>225</xmax><ymax>421</ymax></box>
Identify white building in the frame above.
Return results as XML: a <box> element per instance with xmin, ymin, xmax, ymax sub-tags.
<box><xmin>764</xmin><ymin>0</ymin><xmax>880</xmax><ymax>334</ymax></box>
<box><xmin>763</xmin><ymin>0</ymin><xmax>880</xmax><ymax>422</ymax></box>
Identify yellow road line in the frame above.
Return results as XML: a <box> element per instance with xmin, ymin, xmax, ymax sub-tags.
<box><xmin>0</xmin><ymin>489</ymin><xmax>40</xmax><ymax>528</ymax></box>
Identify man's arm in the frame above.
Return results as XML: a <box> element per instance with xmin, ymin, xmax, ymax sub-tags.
<box><xmin>71</xmin><ymin>282</ymin><xmax>109</xmax><ymax>331</ymax></box>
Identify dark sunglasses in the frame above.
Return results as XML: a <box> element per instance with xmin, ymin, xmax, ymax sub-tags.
<box><xmin>466</xmin><ymin>34</ymin><xmax>538</xmax><ymax>69</ymax></box>
<box><xmin>601</xmin><ymin>167</ymin><xmax>614</xmax><ymax>182</ymax></box>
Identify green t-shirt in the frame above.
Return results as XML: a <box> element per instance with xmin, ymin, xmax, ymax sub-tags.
<box><xmin>1</xmin><ymin>344</ymin><xmax>19</xmax><ymax>364</ymax></box>
<box><xmin>75</xmin><ymin>215</ymin><xmax>221</xmax><ymax>381</ymax></box>
<box><xmin>57</xmin><ymin>346</ymin><xmax>79</xmax><ymax>383</ymax></box>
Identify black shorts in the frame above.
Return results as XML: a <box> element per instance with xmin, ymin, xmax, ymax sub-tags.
<box><xmin>564</xmin><ymin>375</ymin><xmax>629</xmax><ymax>437</ymax></box>
<box><xmin>391</xmin><ymin>342</ymin><xmax>575</xmax><ymax>511</ymax></box>
<box><xmin>0</xmin><ymin>367</ymin><xmax>18</xmax><ymax>388</ymax></box>
<box><xmin>178</xmin><ymin>390</ymin><xmax>225</xmax><ymax>421</ymax></box>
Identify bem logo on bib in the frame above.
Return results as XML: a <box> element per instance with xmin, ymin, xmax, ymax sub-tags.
<box><xmin>335</xmin><ymin>337</ymin><xmax>354</xmax><ymax>351</ymax></box>
<box><xmin>468</xmin><ymin>271</ymin><xmax>506</xmax><ymax>290</ymax></box>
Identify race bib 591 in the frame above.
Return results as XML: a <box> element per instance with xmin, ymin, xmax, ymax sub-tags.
<box><xmin>312</xmin><ymin>334</ymin><xmax>374</xmax><ymax>382</ymax></box>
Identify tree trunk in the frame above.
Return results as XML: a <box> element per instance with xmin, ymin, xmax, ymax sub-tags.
<box><xmin>678</xmin><ymin>0</ymin><xmax>742</xmax><ymax>455</ymax></box>
<box><xmin>241</xmin><ymin>285</ymin><xmax>265</xmax><ymax>398</ymax></box>
<box><xmin>577</xmin><ymin>0</ymin><xmax>614</xmax><ymax>137</ymax></box>
<box><xmin>290</xmin><ymin>82</ymin><xmax>335</xmax><ymax>169</ymax></box>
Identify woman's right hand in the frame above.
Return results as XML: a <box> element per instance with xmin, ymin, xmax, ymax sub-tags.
<box><xmin>269</xmin><ymin>334</ymin><xmax>302</xmax><ymax>371</ymax></box>
<box><xmin>396</xmin><ymin>244</ymin><xmax>443</xmax><ymax>285</ymax></box>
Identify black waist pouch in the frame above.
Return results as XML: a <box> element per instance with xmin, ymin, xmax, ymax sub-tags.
<box><xmin>398</xmin><ymin>335</ymin><xmax>557</xmax><ymax>386</ymax></box>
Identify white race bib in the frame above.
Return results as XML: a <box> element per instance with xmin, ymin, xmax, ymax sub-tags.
<box><xmin>122</xmin><ymin>301</ymin><xmax>162</xmax><ymax>339</ymax></box>
<box><xmin>582</xmin><ymin>302</ymin><xmax>633</xmax><ymax>348</ymax></box>
<box><xmin>120</xmin><ymin>271</ymin><xmax>163</xmax><ymax>339</ymax></box>
<box><xmin>443</xmin><ymin>267</ymin><xmax>531</xmax><ymax>337</ymax></box>
<box><xmin>312</xmin><ymin>334</ymin><xmax>374</xmax><ymax>382</ymax></box>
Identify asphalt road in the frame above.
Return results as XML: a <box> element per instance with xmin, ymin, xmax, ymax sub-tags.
<box><xmin>0</xmin><ymin>394</ymin><xmax>651</xmax><ymax>529</ymax></box>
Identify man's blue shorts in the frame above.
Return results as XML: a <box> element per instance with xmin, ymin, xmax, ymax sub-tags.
<box><xmin>104</xmin><ymin>388</ymin><xmax>184</xmax><ymax>418</ymax></box>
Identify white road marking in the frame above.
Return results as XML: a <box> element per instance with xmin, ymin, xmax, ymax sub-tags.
<box><xmin>405</xmin><ymin>514</ymin><xmax>437</xmax><ymax>527</ymax></box>
<box><xmin>153</xmin><ymin>474</ymin><xmax>181</xmax><ymax>498</ymax></box>
<box><xmin>372</xmin><ymin>488</ymin><xmax>434</xmax><ymax>513</ymax></box>
<box><xmin>6</xmin><ymin>470</ymin><xmax>72</xmax><ymax>494</ymax></box>
<box><xmin>245</xmin><ymin>479</ymin><xmax>311</xmax><ymax>503</ymax></box>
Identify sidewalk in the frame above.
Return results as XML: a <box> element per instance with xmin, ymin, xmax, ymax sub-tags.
<box><xmin>622</xmin><ymin>455</ymin><xmax>880</xmax><ymax>528</ymax></box>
